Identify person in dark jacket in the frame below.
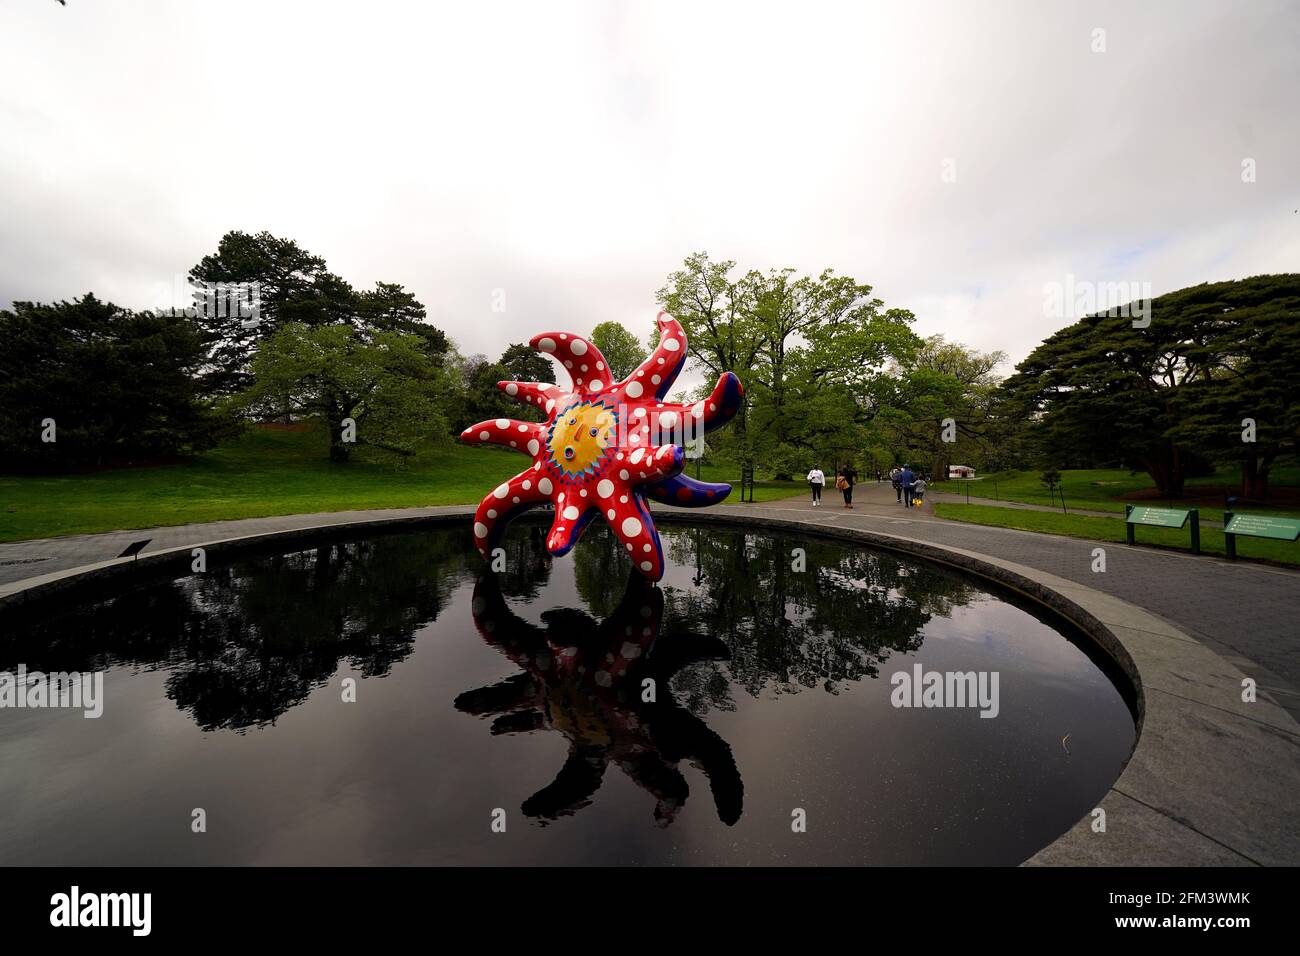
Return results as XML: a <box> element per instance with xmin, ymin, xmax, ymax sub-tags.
<box><xmin>838</xmin><ymin>465</ymin><xmax>858</xmax><ymax>508</ymax></box>
<box><xmin>899</xmin><ymin>465</ymin><xmax>915</xmax><ymax>507</ymax></box>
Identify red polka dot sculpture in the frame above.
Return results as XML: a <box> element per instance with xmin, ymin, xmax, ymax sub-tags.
<box><xmin>459</xmin><ymin>311</ymin><xmax>744</xmax><ymax>581</ymax></box>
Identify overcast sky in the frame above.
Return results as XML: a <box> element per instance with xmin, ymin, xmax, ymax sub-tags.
<box><xmin>2</xmin><ymin>0</ymin><xmax>1297</xmax><ymax>379</ymax></box>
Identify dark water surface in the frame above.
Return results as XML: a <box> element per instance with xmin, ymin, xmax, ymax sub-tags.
<box><xmin>0</xmin><ymin>523</ymin><xmax>1135</xmax><ymax>865</ymax></box>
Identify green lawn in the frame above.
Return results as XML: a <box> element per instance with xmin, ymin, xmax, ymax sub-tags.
<box><xmin>0</xmin><ymin>425</ymin><xmax>802</xmax><ymax>543</ymax></box>
<box><xmin>930</xmin><ymin>466</ymin><xmax>1300</xmax><ymax>517</ymax></box>
<box><xmin>932</xmin><ymin>502</ymin><xmax>1300</xmax><ymax>566</ymax></box>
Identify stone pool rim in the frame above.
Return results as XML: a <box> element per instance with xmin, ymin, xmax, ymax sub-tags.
<box><xmin>1</xmin><ymin>507</ymin><xmax>1295</xmax><ymax>867</ymax></box>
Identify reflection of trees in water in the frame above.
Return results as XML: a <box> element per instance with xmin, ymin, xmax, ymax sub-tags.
<box><xmin>2</xmin><ymin>532</ymin><xmax>478</xmax><ymax>732</ymax></box>
<box><xmin>648</xmin><ymin>525</ymin><xmax>981</xmax><ymax>712</ymax></box>
<box><xmin>4</xmin><ymin>521</ymin><xmax>978</xmax><ymax>734</ymax></box>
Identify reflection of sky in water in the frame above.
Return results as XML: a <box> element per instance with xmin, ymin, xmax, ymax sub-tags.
<box><xmin>0</xmin><ymin>524</ymin><xmax>1134</xmax><ymax>866</ymax></box>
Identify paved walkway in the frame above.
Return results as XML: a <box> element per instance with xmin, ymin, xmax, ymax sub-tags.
<box><xmin>3</xmin><ymin>483</ymin><xmax>1298</xmax><ymax>718</ymax></box>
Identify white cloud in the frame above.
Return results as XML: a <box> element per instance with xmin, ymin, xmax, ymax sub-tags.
<box><xmin>2</xmin><ymin>0</ymin><xmax>1296</xmax><ymax>374</ymax></box>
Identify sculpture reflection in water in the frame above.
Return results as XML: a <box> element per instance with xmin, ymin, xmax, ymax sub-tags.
<box><xmin>456</xmin><ymin>570</ymin><xmax>744</xmax><ymax>826</ymax></box>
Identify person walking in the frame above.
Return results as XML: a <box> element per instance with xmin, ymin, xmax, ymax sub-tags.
<box><xmin>900</xmin><ymin>464</ymin><xmax>916</xmax><ymax>507</ymax></box>
<box><xmin>806</xmin><ymin>465</ymin><xmax>825</xmax><ymax>506</ymax></box>
<box><xmin>891</xmin><ymin>467</ymin><xmax>903</xmax><ymax>503</ymax></box>
<box><xmin>837</xmin><ymin>464</ymin><xmax>858</xmax><ymax>508</ymax></box>
<box><xmin>911</xmin><ymin>473</ymin><xmax>927</xmax><ymax>507</ymax></box>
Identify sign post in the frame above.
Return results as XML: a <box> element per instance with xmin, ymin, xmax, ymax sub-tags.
<box><xmin>1125</xmin><ymin>505</ymin><xmax>1199</xmax><ymax>554</ymax></box>
<box><xmin>1223</xmin><ymin>511</ymin><xmax>1300</xmax><ymax>560</ymax></box>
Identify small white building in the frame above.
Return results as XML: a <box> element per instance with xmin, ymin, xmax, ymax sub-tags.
<box><xmin>948</xmin><ymin>465</ymin><xmax>976</xmax><ymax>479</ymax></box>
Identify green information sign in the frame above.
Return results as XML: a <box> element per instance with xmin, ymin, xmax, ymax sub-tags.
<box><xmin>1224</xmin><ymin>514</ymin><xmax>1300</xmax><ymax>541</ymax></box>
<box><xmin>1126</xmin><ymin>506</ymin><xmax>1190</xmax><ymax>528</ymax></box>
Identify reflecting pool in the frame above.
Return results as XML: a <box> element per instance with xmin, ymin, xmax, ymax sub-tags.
<box><xmin>0</xmin><ymin>522</ymin><xmax>1135</xmax><ymax>865</ymax></box>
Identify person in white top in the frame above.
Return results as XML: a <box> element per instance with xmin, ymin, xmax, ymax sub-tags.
<box><xmin>806</xmin><ymin>466</ymin><xmax>825</xmax><ymax>506</ymax></box>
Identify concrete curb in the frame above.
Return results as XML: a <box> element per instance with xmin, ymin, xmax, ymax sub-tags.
<box><xmin>3</xmin><ymin>506</ymin><xmax>1296</xmax><ymax>866</ymax></box>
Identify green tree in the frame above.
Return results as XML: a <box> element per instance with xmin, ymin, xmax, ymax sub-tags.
<box><xmin>187</xmin><ymin>231</ymin><xmax>447</xmax><ymax>393</ymax></box>
<box><xmin>590</xmin><ymin>321</ymin><xmax>648</xmax><ymax>380</ymax></box>
<box><xmin>1169</xmin><ymin>275</ymin><xmax>1300</xmax><ymax>498</ymax></box>
<box><xmin>1003</xmin><ymin>274</ymin><xmax>1300</xmax><ymax>497</ymax></box>
<box><xmin>234</xmin><ymin>322</ymin><xmax>446</xmax><ymax>463</ymax></box>
<box><xmin>878</xmin><ymin>335</ymin><xmax>1006</xmax><ymax>477</ymax></box>
<box><xmin>0</xmin><ymin>294</ymin><xmax>233</xmax><ymax>472</ymax></box>
<box><xmin>186</xmin><ymin>230</ymin><xmax>339</xmax><ymax>393</ymax></box>
<box><xmin>657</xmin><ymin>252</ymin><xmax>924</xmax><ymax>479</ymax></box>
<box><xmin>499</xmin><ymin>342</ymin><xmax>554</xmax><ymax>383</ymax></box>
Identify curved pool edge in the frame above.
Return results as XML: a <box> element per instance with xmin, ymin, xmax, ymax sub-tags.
<box><xmin>2</xmin><ymin>505</ymin><xmax>1296</xmax><ymax>867</ymax></box>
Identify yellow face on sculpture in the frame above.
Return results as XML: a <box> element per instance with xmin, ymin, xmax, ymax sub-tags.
<box><xmin>547</xmin><ymin>399</ymin><xmax>617</xmax><ymax>478</ymax></box>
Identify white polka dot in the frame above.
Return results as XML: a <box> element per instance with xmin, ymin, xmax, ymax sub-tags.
<box><xmin>597</xmin><ymin>479</ymin><xmax>615</xmax><ymax>498</ymax></box>
<box><xmin>474</xmin><ymin>522</ymin><xmax>488</xmax><ymax>538</ymax></box>
<box><xmin>596</xmin><ymin>361</ymin><xmax>604</xmax><ymax>370</ymax></box>
<box><xmin>564</xmin><ymin>360</ymin><xmax>573</xmax><ymax>369</ymax></box>
<box><xmin>651</xmin><ymin>374</ymin><xmax>661</xmax><ymax>385</ymax></box>
<box><xmin>538</xmin><ymin>337</ymin><xmax>556</xmax><ymax>352</ymax></box>
<box><xmin>659</xmin><ymin>411</ymin><xmax>677</xmax><ymax>428</ymax></box>
<box><xmin>527</xmin><ymin>439</ymin><xmax>539</xmax><ymax>455</ymax></box>
<box><xmin>538</xmin><ymin>478</ymin><xmax>553</xmax><ymax>494</ymax></box>
<box><xmin>505</xmin><ymin>383</ymin><xmax>518</xmax><ymax>396</ymax></box>
<box><xmin>479</xmin><ymin>431</ymin><xmax>490</xmax><ymax>441</ymax></box>
<box><xmin>640</xmin><ymin>561</ymin><xmax>652</xmax><ymax>572</ymax></box>
<box><xmin>634</xmin><ymin>407</ymin><xmax>646</xmax><ymax>418</ymax></box>
<box><xmin>643</xmin><ymin>543</ymin><xmax>651</xmax><ymax>552</ymax></box>
<box><xmin>571</xmin><ymin>339</ymin><xmax>587</xmax><ymax>356</ymax></box>
<box><xmin>545</xmin><ymin>399</ymin><xmax>555</xmax><ymax>413</ymax></box>
<box><xmin>620</xmin><ymin>469</ymin><xmax>630</xmax><ymax>480</ymax></box>
<box><xmin>607</xmin><ymin>509</ymin><xmax>615</xmax><ymax>519</ymax></box>
<box><xmin>496</xmin><ymin>418</ymin><xmax>508</xmax><ymax>429</ymax></box>
<box><xmin>625</xmin><ymin>380</ymin><xmax>644</xmax><ymax>398</ymax></box>
<box><xmin>487</xmin><ymin>509</ymin><xmax>497</xmax><ymax>519</ymax></box>
<box><xmin>619</xmin><ymin>495</ymin><xmax>628</xmax><ymax>503</ymax></box>
<box><xmin>630</xmin><ymin>448</ymin><xmax>645</xmax><ymax>464</ymax></box>
<box><xmin>493</xmin><ymin>484</ymin><xmax>509</xmax><ymax>499</ymax></box>
<box><xmin>563</xmin><ymin>505</ymin><xmax>580</xmax><ymax>520</ymax></box>
<box><xmin>589</xmin><ymin>380</ymin><xmax>603</xmax><ymax>391</ymax></box>
<box><xmin>663</xmin><ymin>338</ymin><xmax>680</xmax><ymax>352</ymax></box>
<box><xmin>522</xmin><ymin>480</ymin><xmax>531</xmax><ymax>490</ymax></box>
<box><xmin>512</xmin><ymin>496</ymin><xmax>520</xmax><ymax>504</ymax></box>
<box><xmin>621</xmin><ymin>517</ymin><xmax>642</xmax><ymax>537</ymax></box>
